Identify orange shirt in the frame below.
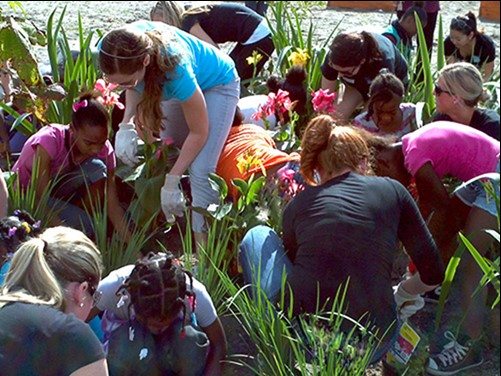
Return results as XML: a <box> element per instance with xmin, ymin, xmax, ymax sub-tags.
<box><xmin>216</xmin><ymin>124</ymin><xmax>294</xmax><ymax>199</ymax></box>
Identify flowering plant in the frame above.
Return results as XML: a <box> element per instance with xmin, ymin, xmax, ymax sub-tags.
<box><xmin>288</xmin><ymin>48</ymin><xmax>310</xmax><ymax>67</ymax></box>
<box><xmin>311</xmin><ymin>88</ymin><xmax>337</xmax><ymax>114</ymax></box>
<box><xmin>94</xmin><ymin>79</ymin><xmax>124</xmax><ymax>110</ymax></box>
<box><xmin>251</xmin><ymin>89</ymin><xmax>293</xmax><ymax>126</ymax></box>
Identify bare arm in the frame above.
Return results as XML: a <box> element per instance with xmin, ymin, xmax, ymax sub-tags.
<box><xmin>122</xmin><ymin>89</ymin><xmax>142</xmax><ymax>124</ymax></box>
<box><xmin>106</xmin><ymin>171</ymin><xmax>131</xmax><ymax>242</ymax></box>
<box><xmin>32</xmin><ymin>145</ymin><xmax>53</xmax><ymax>201</ymax></box>
<box><xmin>334</xmin><ymin>84</ymin><xmax>363</xmax><ymax>123</ymax></box>
<box><xmin>482</xmin><ymin>61</ymin><xmax>494</xmax><ymax>82</ymax></box>
<box><xmin>414</xmin><ymin>162</ymin><xmax>450</xmax><ymax>217</ymax></box>
<box><xmin>202</xmin><ymin>317</ymin><xmax>227</xmax><ymax>376</ymax></box>
<box><xmin>169</xmin><ymin>87</ymin><xmax>209</xmax><ymax>176</ymax></box>
<box><xmin>321</xmin><ymin>76</ymin><xmax>337</xmax><ymax>93</ymax></box>
<box><xmin>69</xmin><ymin>359</ymin><xmax>109</xmax><ymax>376</ymax></box>
<box><xmin>189</xmin><ymin>23</ymin><xmax>219</xmax><ymax>48</ymax></box>
<box><xmin>0</xmin><ymin>167</ymin><xmax>8</xmax><ymax>217</ymax></box>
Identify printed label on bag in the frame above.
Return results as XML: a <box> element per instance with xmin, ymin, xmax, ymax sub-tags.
<box><xmin>386</xmin><ymin>322</ymin><xmax>421</xmax><ymax>365</ymax></box>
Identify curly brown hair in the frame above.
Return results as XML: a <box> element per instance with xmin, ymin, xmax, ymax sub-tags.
<box><xmin>300</xmin><ymin>115</ymin><xmax>371</xmax><ymax>185</ymax></box>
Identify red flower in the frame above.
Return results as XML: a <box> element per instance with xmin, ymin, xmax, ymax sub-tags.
<box><xmin>311</xmin><ymin>88</ymin><xmax>337</xmax><ymax>114</ymax></box>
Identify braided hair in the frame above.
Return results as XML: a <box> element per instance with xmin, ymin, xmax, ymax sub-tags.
<box><xmin>365</xmin><ymin>69</ymin><xmax>404</xmax><ymax>121</ymax></box>
<box><xmin>0</xmin><ymin>210</ymin><xmax>41</xmax><ymax>259</ymax></box>
<box><xmin>121</xmin><ymin>252</ymin><xmax>195</xmax><ymax>326</ymax></box>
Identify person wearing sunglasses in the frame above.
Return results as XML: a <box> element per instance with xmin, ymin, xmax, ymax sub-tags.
<box><xmin>321</xmin><ymin>31</ymin><xmax>408</xmax><ymax>123</ymax></box>
<box><xmin>433</xmin><ymin>62</ymin><xmax>499</xmax><ymax>140</ymax></box>
<box><xmin>0</xmin><ymin>226</ymin><xmax>107</xmax><ymax>376</ymax></box>
<box><xmin>94</xmin><ymin>251</ymin><xmax>226</xmax><ymax>376</ymax></box>
<box><xmin>444</xmin><ymin>12</ymin><xmax>496</xmax><ymax>81</ymax></box>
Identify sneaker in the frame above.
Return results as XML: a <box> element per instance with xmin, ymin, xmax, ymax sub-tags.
<box><xmin>423</xmin><ymin>286</ymin><xmax>445</xmax><ymax>304</ymax></box>
<box><xmin>426</xmin><ymin>331</ymin><xmax>483</xmax><ymax>375</ymax></box>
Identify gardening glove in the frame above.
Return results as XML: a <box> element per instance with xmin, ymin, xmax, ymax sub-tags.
<box><xmin>393</xmin><ymin>282</ymin><xmax>425</xmax><ymax>321</ymax></box>
<box><xmin>160</xmin><ymin>174</ymin><xmax>186</xmax><ymax>224</ymax></box>
<box><xmin>115</xmin><ymin>122</ymin><xmax>140</xmax><ymax>166</ymax></box>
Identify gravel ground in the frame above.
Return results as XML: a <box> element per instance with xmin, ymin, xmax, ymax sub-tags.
<box><xmin>1</xmin><ymin>1</ymin><xmax>499</xmax><ymax>375</ymax></box>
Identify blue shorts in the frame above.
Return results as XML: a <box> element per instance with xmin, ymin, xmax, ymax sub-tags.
<box><xmin>454</xmin><ymin>160</ymin><xmax>500</xmax><ymax>217</ymax></box>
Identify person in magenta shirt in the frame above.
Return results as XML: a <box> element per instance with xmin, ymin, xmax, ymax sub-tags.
<box><xmin>13</xmin><ymin>92</ymin><xmax>130</xmax><ymax>240</ymax></box>
<box><xmin>363</xmin><ymin>121</ymin><xmax>499</xmax><ymax>375</ymax></box>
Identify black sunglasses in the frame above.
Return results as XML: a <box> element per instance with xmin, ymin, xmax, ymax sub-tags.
<box><xmin>434</xmin><ymin>84</ymin><xmax>451</xmax><ymax>96</ymax></box>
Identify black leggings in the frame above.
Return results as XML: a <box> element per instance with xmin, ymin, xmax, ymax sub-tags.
<box><xmin>230</xmin><ymin>36</ymin><xmax>275</xmax><ymax>82</ymax></box>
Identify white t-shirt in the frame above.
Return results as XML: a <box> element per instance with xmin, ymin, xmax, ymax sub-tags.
<box><xmin>238</xmin><ymin>95</ymin><xmax>277</xmax><ymax>129</ymax></box>
<box><xmin>96</xmin><ymin>265</ymin><xmax>217</xmax><ymax>328</ymax></box>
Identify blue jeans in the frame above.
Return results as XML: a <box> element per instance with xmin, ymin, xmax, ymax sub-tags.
<box><xmin>160</xmin><ymin>78</ymin><xmax>240</xmax><ymax>232</ymax></box>
<box><xmin>49</xmin><ymin>158</ymin><xmax>108</xmax><ymax>236</ymax></box>
<box><xmin>454</xmin><ymin>159</ymin><xmax>500</xmax><ymax>217</ymax></box>
<box><xmin>239</xmin><ymin>225</ymin><xmax>292</xmax><ymax>302</ymax></box>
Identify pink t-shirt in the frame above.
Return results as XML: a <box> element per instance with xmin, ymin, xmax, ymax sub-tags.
<box><xmin>13</xmin><ymin>124</ymin><xmax>116</xmax><ymax>187</ymax></box>
<box><xmin>402</xmin><ymin>121</ymin><xmax>500</xmax><ymax>181</ymax></box>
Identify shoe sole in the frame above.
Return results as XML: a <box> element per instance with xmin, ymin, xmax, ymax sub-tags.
<box><xmin>426</xmin><ymin>358</ymin><xmax>484</xmax><ymax>375</ymax></box>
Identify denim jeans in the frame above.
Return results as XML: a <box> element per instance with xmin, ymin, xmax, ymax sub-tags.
<box><xmin>160</xmin><ymin>78</ymin><xmax>240</xmax><ymax>232</ymax></box>
<box><xmin>49</xmin><ymin>158</ymin><xmax>108</xmax><ymax>236</ymax></box>
<box><xmin>239</xmin><ymin>225</ymin><xmax>292</xmax><ymax>301</ymax></box>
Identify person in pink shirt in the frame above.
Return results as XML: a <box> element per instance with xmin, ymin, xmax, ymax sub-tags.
<box><xmin>13</xmin><ymin>92</ymin><xmax>130</xmax><ymax>240</ymax></box>
<box><xmin>362</xmin><ymin>121</ymin><xmax>499</xmax><ymax>375</ymax></box>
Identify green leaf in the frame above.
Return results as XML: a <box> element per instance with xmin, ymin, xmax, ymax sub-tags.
<box><xmin>231</xmin><ymin>178</ymin><xmax>249</xmax><ymax>195</ymax></box>
<box><xmin>208</xmin><ymin>173</ymin><xmax>228</xmax><ymax>200</ymax></box>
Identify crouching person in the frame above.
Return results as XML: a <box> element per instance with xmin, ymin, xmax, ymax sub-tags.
<box><xmin>94</xmin><ymin>251</ymin><xmax>226</xmax><ymax>376</ymax></box>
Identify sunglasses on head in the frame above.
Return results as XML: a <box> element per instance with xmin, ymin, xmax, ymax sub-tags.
<box><xmin>434</xmin><ymin>84</ymin><xmax>451</xmax><ymax>96</ymax></box>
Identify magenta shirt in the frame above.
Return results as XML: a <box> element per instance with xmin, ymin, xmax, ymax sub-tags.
<box><xmin>402</xmin><ymin>121</ymin><xmax>500</xmax><ymax>181</ymax></box>
<box><xmin>13</xmin><ymin>124</ymin><xmax>116</xmax><ymax>187</ymax></box>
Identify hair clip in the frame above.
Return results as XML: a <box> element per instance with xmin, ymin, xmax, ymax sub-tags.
<box><xmin>72</xmin><ymin>99</ymin><xmax>88</xmax><ymax>112</ymax></box>
<box><xmin>21</xmin><ymin>222</ymin><xmax>31</xmax><ymax>234</ymax></box>
<box><xmin>7</xmin><ymin>227</ymin><xmax>17</xmax><ymax>238</ymax></box>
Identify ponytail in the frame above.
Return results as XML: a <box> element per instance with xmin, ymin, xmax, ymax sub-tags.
<box><xmin>329</xmin><ymin>32</ymin><xmax>382</xmax><ymax>68</ymax></box>
<box><xmin>0</xmin><ymin>227</ymin><xmax>102</xmax><ymax>311</ymax></box>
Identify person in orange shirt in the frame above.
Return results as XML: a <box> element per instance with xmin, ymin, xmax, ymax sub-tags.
<box><xmin>216</xmin><ymin>108</ymin><xmax>302</xmax><ymax>201</ymax></box>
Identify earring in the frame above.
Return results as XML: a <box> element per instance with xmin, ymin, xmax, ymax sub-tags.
<box><xmin>79</xmin><ymin>302</ymin><xmax>84</xmax><ymax>307</ymax></box>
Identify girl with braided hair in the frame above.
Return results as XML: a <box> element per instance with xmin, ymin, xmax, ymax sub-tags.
<box><xmin>95</xmin><ymin>251</ymin><xmax>226</xmax><ymax>376</ymax></box>
<box><xmin>353</xmin><ymin>70</ymin><xmax>422</xmax><ymax>139</ymax></box>
<box><xmin>0</xmin><ymin>210</ymin><xmax>41</xmax><ymax>284</ymax></box>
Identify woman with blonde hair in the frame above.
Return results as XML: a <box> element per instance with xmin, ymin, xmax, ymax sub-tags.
<box><xmin>433</xmin><ymin>62</ymin><xmax>499</xmax><ymax>140</ymax></box>
<box><xmin>239</xmin><ymin>115</ymin><xmax>443</xmax><ymax>363</ymax></box>
<box><xmin>0</xmin><ymin>226</ymin><xmax>107</xmax><ymax>375</ymax></box>
<box><xmin>99</xmin><ymin>18</ymin><xmax>239</xmax><ymax>245</ymax></box>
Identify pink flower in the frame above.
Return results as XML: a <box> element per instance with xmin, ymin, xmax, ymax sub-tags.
<box><xmin>94</xmin><ymin>79</ymin><xmax>124</xmax><ymax>110</ymax></box>
<box><xmin>311</xmin><ymin>88</ymin><xmax>337</xmax><ymax>114</ymax></box>
<box><xmin>251</xmin><ymin>90</ymin><xmax>293</xmax><ymax>121</ymax></box>
<box><xmin>162</xmin><ymin>136</ymin><xmax>174</xmax><ymax>146</ymax></box>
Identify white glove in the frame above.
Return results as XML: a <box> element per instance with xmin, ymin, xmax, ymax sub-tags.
<box><xmin>160</xmin><ymin>174</ymin><xmax>186</xmax><ymax>223</ymax></box>
<box><xmin>393</xmin><ymin>282</ymin><xmax>425</xmax><ymax>321</ymax></box>
<box><xmin>114</xmin><ymin>122</ymin><xmax>140</xmax><ymax>166</ymax></box>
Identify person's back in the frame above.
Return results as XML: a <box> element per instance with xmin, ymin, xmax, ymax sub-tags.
<box><xmin>182</xmin><ymin>3</ymin><xmax>264</xmax><ymax>44</ymax></box>
<box><xmin>284</xmin><ymin>172</ymin><xmax>412</xmax><ymax>331</ymax></box>
<box><xmin>401</xmin><ymin>121</ymin><xmax>500</xmax><ymax>182</ymax></box>
<box><xmin>0</xmin><ymin>302</ymin><xmax>104</xmax><ymax>376</ymax></box>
